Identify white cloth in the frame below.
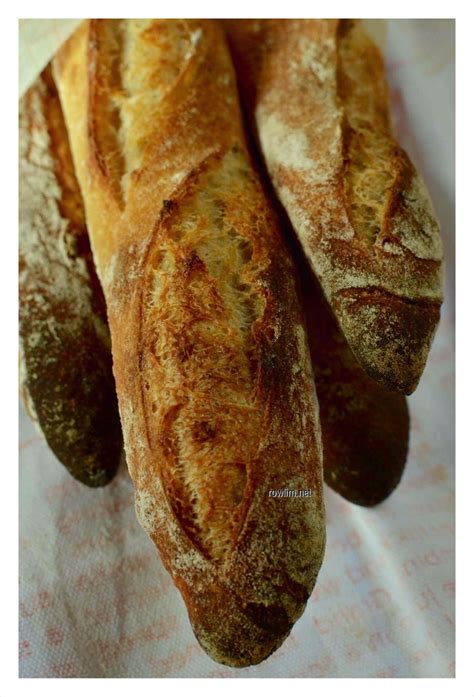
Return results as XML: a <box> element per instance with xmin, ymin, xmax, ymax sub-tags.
<box><xmin>19</xmin><ymin>19</ymin><xmax>454</xmax><ymax>678</ymax></box>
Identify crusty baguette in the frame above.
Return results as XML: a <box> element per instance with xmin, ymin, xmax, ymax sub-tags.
<box><xmin>299</xmin><ymin>251</ymin><xmax>409</xmax><ymax>506</ymax></box>
<box><xmin>53</xmin><ymin>19</ymin><xmax>325</xmax><ymax>667</ymax></box>
<box><xmin>225</xmin><ymin>19</ymin><xmax>444</xmax><ymax>394</ymax></box>
<box><xmin>19</xmin><ymin>66</ymin><xmax>122</xmax><ymax>487</ymax></box>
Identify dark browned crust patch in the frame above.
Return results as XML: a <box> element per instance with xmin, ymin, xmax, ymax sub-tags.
<box><xmin>303</xmin><ymin>270</ymin><xmax>410</xmax><ymax>505</ymax></box>
<box><xmin>19</xmin><ymin>66</ymin><xmax>122</xmax><ymax>486</ymax></box>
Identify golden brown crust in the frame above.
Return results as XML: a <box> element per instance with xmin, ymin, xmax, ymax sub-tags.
<box><xmin>53</xmin><ymin>19</ymin><xmax>325</xmax><ymax>667</ymax></box>
<box><xmin>19</xmin><ymin>66</ymin><xmax>122</xmax><ymax>487</ymax></box>
<box><xmin>225</xmin><ymin>19</ymin><xmax>444</xmax><ymax>394</ymax></box>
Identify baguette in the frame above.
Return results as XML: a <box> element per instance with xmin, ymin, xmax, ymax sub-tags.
<box><xmin>299</xmin><ymin>252</ymin><xmax>409</xmax><ymax>506</ymax></box>
<box><xmin>53</xmin><ymin>19</ymin><xmax>325</xmax><ymax>667</ymax></box>
<box><xmin>19</xmin><ymin>66</ymin><xmax>122</xmax><ymax>487</ymax></box>
<box><xmin>225</xmin><ymin>19</ymin><xmax>444</xmax><ymax>394</ymax></box>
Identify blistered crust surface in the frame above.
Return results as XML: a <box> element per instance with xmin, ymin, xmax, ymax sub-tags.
<box><xmin>53</xmin><ymin>20</ymin><xmax>325</xmax><ymax>665</ymax></box>
<box><xmin>225</xmin><ymin>19</ymin><xmax>444</xmax><ymax>393</ymax></box>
